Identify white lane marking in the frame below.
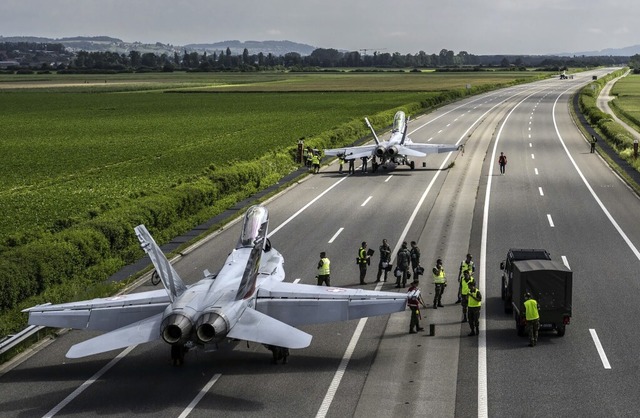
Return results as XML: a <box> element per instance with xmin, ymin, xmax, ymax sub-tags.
<box><xmin>529</xmin><ymin>143</ymin><xmax>532</xmax><ymax>147</ymax></box>
<box><xmin>361</xmin><ymin>196</ymin><xmax>373</xmax><ymax>207</ymax></box>
<box><xmin>328</xmin><ymin>228</ymin><xmax>344</xmax><ymax>243</ymax></box>
<box><xmin>547</xmin><ymin>214</ymin><xmax>555</xmax><ymax>227</ymax></box>
<box><xmin>178</xmin><ymin>374</ymin><xmax>222</xmax><ymax>418</ymax></box>
<box><xmin>385</xmin><ymin>175</ymin><xmax>393</xmax><ymax>182</ymax></box>
<box><xmin>589</xmin><ymin>329</ymin><xmax>612</xmax><ymax>369</ymax></box>
<box><xmin>551</xmin><ymin>90</ymin><xmax>640</xmax><ymax>261</ymax></box>
<box><xmin>316</xmin><ymin>319</ymin><xmax>367</xmax><ymax>418</ymax></box>
<box><xmin>531</xmin><ymin>153</ymin><xmax>535</xmax><ymax>160</ymax></box>
<box><xmin>535</xmin><ymin>168</ymin><xmax>539</xmax><ymax>175</ymax></box>
<box><xmin>481</xmin><ymin>87</ymin><xmax>550</xmax><ymax>418</ymax></box>
<box><xmin>446</xmin><ymin>123</ymin><xmax>451</xmax><ymax>127</ymax></box>
<box><xmin>561</xmin><ymin>256</ymin><xmax>570</xmax><ymax>269</ymax></box>
<box><xmin>293</xmin><ymin>278</ymin><xmax>301</xmax><ymax>284</ymax></box>
<box><xmin>539</xmin><ymin>187</ymin><xmax>544</xmax><ymax>196</ymax></box>
<box><xmin>438</xmin><ymin>129</ymin><xmax>443</xmax><ymax>134</ymax></box>
<box><xmin>43</xmin><ymin>346</ymin><xmax>136</xmax><ymax>417</ymax></box>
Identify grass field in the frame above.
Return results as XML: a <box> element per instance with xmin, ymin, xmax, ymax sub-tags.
<box><xmin>0</xmin><ymin>70</ymin><xmax>547</xmax><ymax>247</ymax></box>
<box><xmin>611</xmin><ymin>73</ymin><xmax>640</xmax><ymax>131</ymax></box>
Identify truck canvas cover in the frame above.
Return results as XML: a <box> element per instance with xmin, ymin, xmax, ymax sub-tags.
<box><xmin>512</xmin><ymin>259</ymin><xmax>572</xmax><ymax>312</ymax></box>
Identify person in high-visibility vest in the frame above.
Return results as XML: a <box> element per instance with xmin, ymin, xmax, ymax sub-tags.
<box><xmin>317</xmin><ymin>251</ymin><xmax>331</xmax><ymax>286</ymax></box>
<box><xmin>338</xmin><ymin>153</ymin><xmax>345</xmax><ymax>174</ymax></box>
<box><xmin>432</xmin><ymin>258</ymin><xmax>446</xmax><ymax>308</ymax></box>
<box><xmin>311</xmin><ymin>153</ymin><xmax>320</xmax><ymax>174</ymax></box>
<box><xmin>357</xmin><ymin>242</ymin><xmax>371</xmax><ymax>285</ymax></box>
<box><xmin>467</xmin><ymin>281</ymin><xmax>482</xmax><ymax>336</ymax></box>
<box><xmin>460</xmin><ymin>269</ymin><xmax>475</xmax><ymax>322</ymax></box>
<box><xmin>524</xmin><ymin>292</ymin><xmax>540</xmax><ymax>347</ymax></box>
<box><xmin>456</xmin><ymin>253</ymin><xmax>475</xmax><ymax>304</ymax></box>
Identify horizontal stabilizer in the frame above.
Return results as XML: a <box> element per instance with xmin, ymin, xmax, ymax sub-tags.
<box><xmin>227</xmin><ymin>307</ymin><xmax>312</xmax><ymax>349</ymax></box>
<box><xmin>66</xmin><ymin>313</ymin><xmax>163</xmax><ymax>358</ymax></box>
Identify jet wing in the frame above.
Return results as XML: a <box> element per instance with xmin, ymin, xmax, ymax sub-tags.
<box><xmin>227</xmin><ymin>307</ymin><xmax>312</xmax><ymax>349</ymax></box>
<box><xmin>255</xmin><ymin>281</ymin><xmax>407</xmax><ymax>327</ymax></box>
<box><xmin>403</xmin><ymin>142</ymin><xmax>460</xmax><ymax>155</ymax></box>
<box><xmin>324</xmin><ymin>145</ymin><xmax>377</xmax><ymax>160</ymax></box>
<box><xmin>66</xmin><ymin>313</ymin><xmax>163</xmax><ymax>358</ymax></box>
<box><xmin>22</xmin><ymin>289</ymin><xmax>170</xmax><ymax>331</ymax></box>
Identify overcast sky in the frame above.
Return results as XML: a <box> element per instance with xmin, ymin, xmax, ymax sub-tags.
<box><xmin>1</xmin><ymin>0</ymin><xmax>638</xmax><ymax>55</ymax></box>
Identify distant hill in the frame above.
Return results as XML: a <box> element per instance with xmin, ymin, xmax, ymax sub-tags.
<box><xmin>556</xmin><ymin>44</ymin><xmax>640</xmax><ymax>57</ymax></box>
<box><xmin>0</xmin><ymin>36</ymin><xmax>317</xmax><ymax>56</ymax></box>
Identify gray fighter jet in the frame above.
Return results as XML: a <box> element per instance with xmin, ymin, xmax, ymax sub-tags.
<box><xmin>325</xmin><ymin>110</ymin><xmax>459</xmax><ymax>170</ymax></box>
<box><xmin>24</xmin><ymin>205</ymin><xmax>407</xmax><ymax>364</ymax></box>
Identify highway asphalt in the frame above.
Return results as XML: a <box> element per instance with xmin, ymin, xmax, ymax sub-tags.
<box><xmin>0</xmin><ymin>67</ymin><xmax>631</xmax><ymax>418</ymax></box>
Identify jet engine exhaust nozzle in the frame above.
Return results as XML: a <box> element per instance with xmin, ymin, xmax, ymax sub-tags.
<box><xmin>387</xmin><ymin>146</ymin><xmax>398</xmax><ymax>156</ymax></box>
<box><xmin>374</xmin><ymin>146</ymin><xmax>386</xmax><ymax>158</ymax></box>
<box><xmin>160</xmin><ymin>313</ymin><xmax>193</xmax><ymax>344</ymax></box>
<box><xmin>196</xmin><ymin>312</ymin><xmax>230</xmax><ymax>343</ymax></box>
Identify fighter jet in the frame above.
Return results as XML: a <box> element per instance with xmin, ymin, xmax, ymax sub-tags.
<box><xmin>23</xmin><ymin>205</ymin><xmax>407</xmax><ymax>364</ymax></box>
<box><xmin>324</xmin><ymin>110</ymin><xmax>459</xmax><ymax>171</ymax></box>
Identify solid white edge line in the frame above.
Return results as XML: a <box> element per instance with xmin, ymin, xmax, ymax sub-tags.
<box><xmin>178</xmin><ymin>373</ymin><xmax>222</xmax><ymax>418</ymax></box>
<box><xmin>480</xmin><ymin>87</ymin><xmax>546</xmax><ymax>418</ymax></box>
<box><xmin>589</xmin><ymin>329</ymin><xmax>612</xmax><ymax>369</ymax></box>
<box><xmin>43</xmin><ymin>346</ymin><xmax>137</xmax><ymax>417</ymax></box>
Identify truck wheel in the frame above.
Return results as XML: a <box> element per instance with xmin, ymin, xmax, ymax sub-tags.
<box><xmin>501</xmin><ymin>277</ymin><xmax>506</xmax><ymax>300</ymax></box>
<box><xmin>557</xmin><ymin>326</ymin><xmax>566</xmax><ymax>337</ymax></box>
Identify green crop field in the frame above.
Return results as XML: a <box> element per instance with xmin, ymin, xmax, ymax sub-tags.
<box><xmin>611</xmin><ymin>73</ymin><xmax>640</xmax><ymax>131</ymax></box>
<box><xmin>0</xmin><ymin>70</ymin><xmax>546</xmax><ymax>246</ymax></box>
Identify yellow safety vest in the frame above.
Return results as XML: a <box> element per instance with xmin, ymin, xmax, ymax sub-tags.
<box><xmin>318</xmin><ymin>258</ymin><xmax>330</xmax><ymax>275</ymax></box>
<box><xmin>461</xmin><ymin>260</ymin><xmax>474</xmax><ymax>275</ymax></box>
<box><xmin>312</xmin><ymin>155</ymin><xmax>320</xmax><ymax>165</ymax></box>
<box><xmin>461</xmin><ymin>276</ymin><xmax>474</xmax><ymax>295</ymax></box>
<box><xmin>468</xmin><ymin>289</ymin><xmax>482</xmax><ymax>307</ymax></box>
<box><xmin>358</xmin><ymin>247</ymin><xmax>367</xmax><ymax>264</ymax></box>
<box><xmin>524</xmin><ymin>299</ymin><xmax>539</xmax><ymax>321</ymax></box>
<box><xmin>433</xmin><ymin>267</ymin><xmax>446</xmax><ymax>284</ymax></box>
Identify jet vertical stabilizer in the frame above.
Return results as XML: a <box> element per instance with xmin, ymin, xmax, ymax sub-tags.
<box><xmin>135</xmin><ymin>225</ymin><xmax>186</xmax><ymax>302</ymax></box>
<box><xmin>235</xmin><ymin>205</ymin><xmax>269</xmax><ymax>300</ymax></box>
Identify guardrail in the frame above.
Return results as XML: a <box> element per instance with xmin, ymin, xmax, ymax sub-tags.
<box><xmin>0</xmin><ymin>324</ymin><xmax>45</xmax><ymax>357</ymax></box>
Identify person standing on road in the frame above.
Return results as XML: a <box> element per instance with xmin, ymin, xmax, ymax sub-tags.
<box><xmin>456</xmin><ymin>253</ymin><xmax>475</xmax><ymax>304</ymax></box>
<box><xmin>357</xmin><ymin>241</ymin><xmax>371</xmax><ymax>285</ymax></box>
<box><xmin>498</xmin><ymin>151</ymin><xmax>507</xmax><ymax>175</ymax></box>
<box><xmin>432</xmin><ymin>258</ymin><xmax>446</xmax><ymax>308</ymax></box>
<box><xmin>407</xmin><ymin>279</ymin><xmax>427</xmax><ymax>334</ymax></box>
<box><xmin>590</xmin><ymin>135</ymin><xmax>598</xmax><ymax>153</ymax></box>
<box><xmin>361</xmin><ymin>156</ymin><xmax>369</xmax><ymax>173</ymax></box>
<box><xmin>467</xmin><ymin>282</ymin><xmax>482</xmax><ymax>336</ymax></box>
<box><xmin>338</xmin><ymin>153</ymin><xmax>345</xmax><ymax>174</ymax></box>
<box><xmin>348</xmin><ymin>158</ymin><xmax>355</xmax><ymax>174</ymax></box>
<box><xmin>395</xmin><ymin>241</ymin><xmax>411</xmax><ymax>288</ymax></box>
<box><xmin>524</xmin><ymin>292</ymin><xmax>540</xmax><ymax>347</ymax></box>
<box><xmin>311</xmin><ymin>152</ymin><xmax>320</xmax><ymax>174</ymax></box>
<box><xmin>376</xmin><ymin>239</ymin><xmax>391</xmax><ymax>282</ymax></box>
<box><xmin>460</xmin><ymin>270</ymin><xmax>475</xmax><ymax>322</ymax></box>
<box><xmin>317</xmin><ymin>252</ymin><xmax>331</xmax><ymax>286</ymax></box>
<box><xmin>410</xmin><ymin>241</ymin><xmax>421</xmax><ymax>278</ymax></box>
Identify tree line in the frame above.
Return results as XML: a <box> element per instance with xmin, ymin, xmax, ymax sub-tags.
<box><xmin>0</xmin><ymin>41</ymin><xmax>630</xmax><ymax>73</ymax></box>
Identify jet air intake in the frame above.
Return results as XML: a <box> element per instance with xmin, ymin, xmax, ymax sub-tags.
<box><xmin>160</xmin><ymin>313</ymin><xmax>193</xmax><ymax>344</ymax></box>
<box><xmin>196</xmin><ymin>311</ymin><xmax>230</xmax><ymax>343</ymax></box>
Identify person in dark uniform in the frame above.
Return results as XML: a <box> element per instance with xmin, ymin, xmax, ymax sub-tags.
<box><xmin>590</xmin><ymin>135</ymin><xmax>598</xmax><ymax>153</ymax></box>
<box><xmin>407</xmin><ymin>279</ymin><xmax>427</xmax><ymax>334</ymax></box>
<box><xmin>410</xmin><ymin>241</ymin><xmax>421</xmax><ymax>278</ymax></box>
<box><xmin>348</xmin><ymin>158</ymin><xmax>355</xmax><ymax>174</ymax></box>
<box><xmin>498</xmin><ymin>151</ymin><xmax>507</xmax><ymax>175</ymax></box>
<box><xmin>376</xmin><ymin>239</ymin><xmax>391</xmax><ymax>282</ymax></box>
<box><xmin>357</xmin><ymin>241</ymin><xmax>371</xmax><ymax>284</ymax></box>
<box><xmin>396</xmin><ymin>241</ymin><xmax>411</xmax><ymax>288</ymax></box>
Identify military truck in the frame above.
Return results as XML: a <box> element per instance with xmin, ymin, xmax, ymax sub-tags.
<box><xmin>500</xmin><ymin>249</ymin><xmax>572</xmax><ymax>337</ymax></box>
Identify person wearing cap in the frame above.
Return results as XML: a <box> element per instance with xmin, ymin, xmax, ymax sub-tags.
<box><xmin>460</xmin><ymin>269</ymin><xmax>475</xmax><ymax>322</ymax></box>
<box><xmin>524</xmin><ymin>292</ymin><xmax>540</xmax><ymax>347</ymax></box>
<box><xmin>456</xmin><ymin>253</ymin><xmax>475</xmax><ymax>304</ymax></box>
<box><xmin>467</xmin><ymin>281</ymin><xmax>482</xmax><ymax>336</ymax></box>
<box><xmin>317</xmin><ymin>251</ymin><xmax>331</xmax><ymax>286</ymax></box>
<box><xmin>410</xmin><ymin>241</ymin><xmax>421</xmax><ymax>278</ymax></box>
<box><xmin>376</xmin><ymin>239</ymin><xmax>391</xmax><ymax>282</ymax></box>
<box><xmin>432</xmin><ymin>258</ymin><xmax>446</xmax><ymax>308</ymax></box>
<box><xmin>407</xmin><ymin>279</ymin><xmax>427</xmax><ymax>334</ymax></box>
